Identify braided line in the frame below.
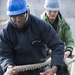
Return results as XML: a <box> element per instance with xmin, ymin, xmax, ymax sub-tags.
<box><xmin>4</xmin><ymin>58</ymin><xmax>51</xmax><ymax>75</ymax></box>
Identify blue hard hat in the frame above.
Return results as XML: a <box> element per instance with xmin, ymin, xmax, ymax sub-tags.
<box><xmin>44</xmin><ymin>0</ymin><xmax>60</xmax><ymax>11</ymax></box>
<box><xmin>7</xmin><ymin>0</ymin><xmax>28</xmax><ymax>16</ymax></box>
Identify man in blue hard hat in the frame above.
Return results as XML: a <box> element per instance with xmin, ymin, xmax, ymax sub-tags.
<box><xmin>0</xmin><ymin>0</ymin><xmax>65</xmax><ymax>75</ymax></box>
<box><xmin>41</xmin><ymin>0</ymin><xmax>74</xmax><ymax>75</ymax></box>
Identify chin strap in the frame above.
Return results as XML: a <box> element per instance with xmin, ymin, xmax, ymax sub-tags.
<box><xmin>4</xmin><ymin>58</ymin><xmax>51</xmax><ymax>75</ymax></box>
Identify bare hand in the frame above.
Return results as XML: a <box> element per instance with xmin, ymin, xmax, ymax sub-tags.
<box><xmin>40</xmin><ymin>66</ymin><xmax>57</xmax><ymax>75</ymax></box>
<box><xmin>48</xmin><ymin>49</ymin><xmax>52</xmax><ymax>55</ymax></box>
<box><xmin>4</xmin><ymin>65</ymin><xmax>18</xmax><ymax>75</ymax></box>
<box><xmin>64</xmin><ymin>51</ymin><xmax>71</xmax><ymax>59</ymax></box>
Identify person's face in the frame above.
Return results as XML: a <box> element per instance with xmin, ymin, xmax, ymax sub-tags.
<box><xmin>10</xmin><ymin>11</ymin><xmax>28</xmax><ymax>28</ymax></box>
<box><xmin>45</xmin><ymin>10</ymin><xmax>58</xmax><ymax>22</ymax></box>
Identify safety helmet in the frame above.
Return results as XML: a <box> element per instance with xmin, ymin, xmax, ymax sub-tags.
<box><xmin>7</xmin><ymin>0</ymin><xmax>28</xmax><ymax>16</ymax></box>
<box><xmin>44</xmin><ymin>0</ymin><xmax>60</xmax><ymax>11</ymax></box>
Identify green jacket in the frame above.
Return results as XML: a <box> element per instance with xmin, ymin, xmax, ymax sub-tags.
<box><xmin>41</xmin><ymin>12</ymin><xmax>74</xmax><ymax>55</ymax></box>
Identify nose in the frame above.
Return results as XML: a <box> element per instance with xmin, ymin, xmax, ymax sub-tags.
<box><xmin>50</xmin><ymin>11</ymin><xmax>55</xmax><ymax>14</ymax></box>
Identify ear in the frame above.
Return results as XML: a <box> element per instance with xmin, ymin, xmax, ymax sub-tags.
<box><xmin>44</xmin><ymin>7</ymin><xmax>48</xmax><ymax>12</ymax></box>
<box><xmin>44</xmin><ymin>7</ymin><xmax>46</xmax><ymax>11</ymax></box>
<box><xmin>27</xmin><ymin>8</ymin><xmax>30</xmax><ymax>14</ymax></box>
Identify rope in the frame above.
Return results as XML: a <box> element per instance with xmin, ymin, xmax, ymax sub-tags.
<box><xmin>4</xmin><ymin>58</ymin><xmax>51</xmax><ymax>75</ymax></box>
<box><xmin>66</xmin><ymin>57</ymin><xmax>75</xmax><ymax>64</ymax></box>
<box><xmin>4</xmin><ymin>57</ymin><xmax>75</xmax><ymax>75</ymax></box>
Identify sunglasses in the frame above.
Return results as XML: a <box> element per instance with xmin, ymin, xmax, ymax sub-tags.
<box><xmin>10</xmin><ymin>11</ymin><xmax>28</xmax><ymax>19</ymax></box>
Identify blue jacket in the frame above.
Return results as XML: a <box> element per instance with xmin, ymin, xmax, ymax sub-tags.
<box><xmin>0</xmin><ymin>14</ymin><xmax>64</xmax><ymax>72</ymax></box>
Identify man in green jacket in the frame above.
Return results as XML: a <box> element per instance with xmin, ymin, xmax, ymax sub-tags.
<box><xmin>40</xmin><ymin>0</ymin><xmax>74</xmax><ymax>75</ymax></box>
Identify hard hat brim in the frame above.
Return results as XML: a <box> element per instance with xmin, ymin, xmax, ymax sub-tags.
<box><xmin>44</xmin><ymin>6</ymin><xmax>60</xmax><ymax>11</ymax></box>
<box><xmin>7</xmin><ymin>8</ymin><xmax>28</xmax><ymax>16</ymax></box>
